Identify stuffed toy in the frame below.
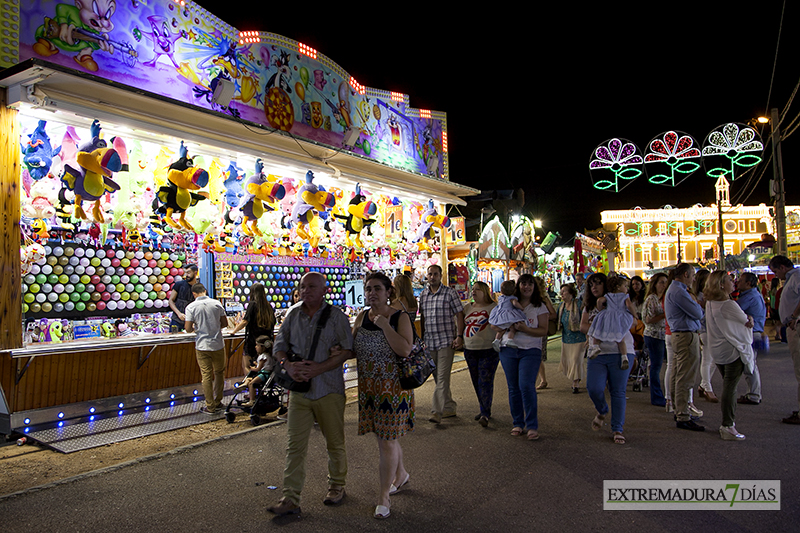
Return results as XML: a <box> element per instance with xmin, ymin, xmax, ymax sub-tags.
<box><xmin>154</xmin><ymin>141</ymin><xmax>209</xmax><ymax>232</ymax></box>
<box><xmin>240</xmin><ymin>159</ymin><xmax>285</xmax><ymax>236</ymax></box>
<box><xmin>61</xmin><ymin>119</ymin><xmax>122</xmax><ymax>222</ymax></box>
<box><xmin>333</xmin><ymin>183</ymin><xmax>376</xmax><ymax>249</ymax></box>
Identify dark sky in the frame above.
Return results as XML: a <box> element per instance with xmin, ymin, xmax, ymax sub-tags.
<box><xmin>196</xmin><ymin>2</ymin><xmax>800</xmax><ymax>240</ymax></box>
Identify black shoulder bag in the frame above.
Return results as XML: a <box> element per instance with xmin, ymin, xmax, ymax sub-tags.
<box><xmin>274</xmin><ymin>305</ymin><xmax>333</xmax><ymax>392</ymax></box>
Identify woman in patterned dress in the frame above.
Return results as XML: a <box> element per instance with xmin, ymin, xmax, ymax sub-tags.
<box><xmin>353</xmin><ymin>272</ymin><xmax>415</xmax><ymax>519</ymax></box>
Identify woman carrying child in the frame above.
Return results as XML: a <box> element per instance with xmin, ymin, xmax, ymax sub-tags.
<box><xmin>489</xmin><ymin>280</ymin><xmax>529</xmax><ymax>352</ymax></box>
<box><xmin>586</xmin><ymin>275</ymin><xmax>637</xmax><ymax>370</ymax></box>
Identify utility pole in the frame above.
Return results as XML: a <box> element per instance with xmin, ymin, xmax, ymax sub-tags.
<box><xmin>770</xmin><ymin>107</ymin><xmax>787</xmax><ymax>256</ymax></box>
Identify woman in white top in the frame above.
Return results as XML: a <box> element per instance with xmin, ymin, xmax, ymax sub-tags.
<box><xmin>496</xmin><ymin>274</ymin><xmax>549</xmax><ymax>441</ymax></box>
<box><xmin>462</xmin><ymin>282</ymin><xmax>499</xmax><ymax>427</ymax></box>
<box><xmin>703</xmin><ymin>271</ymin><xmax>755</xmax><ymax>441</ymax></box>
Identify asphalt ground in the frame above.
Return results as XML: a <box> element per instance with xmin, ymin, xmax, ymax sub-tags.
<box><xmin>1</xmin><ymin>338</ymin><xmax>799</xmax><ymax>532</ymax></box>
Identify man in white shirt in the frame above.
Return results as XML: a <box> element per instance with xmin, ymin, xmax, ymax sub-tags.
<box><xmin>769</xmin><ymin>255</ymin><xmax>800</xmax><ymax>424</ymax></box>
<box><xmin>185</xmin><ymin>283</ymin><xmax>228</xmax><ymax>414</ymax></box>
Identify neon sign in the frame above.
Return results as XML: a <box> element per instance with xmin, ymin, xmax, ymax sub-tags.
<box><xmin>589</xmin><ymin>138</ymin><xmax>643</xmax><ymax>192</ymax></box>
<box><xmin>701</xmin><ymin>123</ymin><xmax>763</xmax><ymax>180</ymax></box>
<box><xmin>644</xmin><ymin>131</ymin><xmax>701</xmax><ymax>186</ymax></box>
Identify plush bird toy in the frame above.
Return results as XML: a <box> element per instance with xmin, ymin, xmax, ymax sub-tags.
<box><xmin>154</xmin><ymin>141</ymin><xmax>209</xmax><ymax>232</ymax></box>
<box><xmin>61</xmin><ymin>119</ymin><xmax>122</xmax><ymax>222</ymax></box>
<box><xmin>241</xmin><ymin>159</ymin><xmax>285</xmax><ymax>236</ymax></box>
<box><xmin>22</xmin><ymin>119</ymin><xmax>61</xmax><ymax>181</ymax></box>
<box><xmin>415</xmin><ymin>200</ymin><xmax>450</xmax><ymax>250</ymax></box>
<box><xmin>334</xmin><ymin>183</ymin><xmax>377</xmax><ymax>249</ymax></box>
<box><xmin>291</xmin><ymin>170</ymin><xmax>335</xmax><ymax>247</ymax></box>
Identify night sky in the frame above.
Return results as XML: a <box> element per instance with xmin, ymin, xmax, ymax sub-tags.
<box><xmin>195</xmin><ymin>1</ymin><xmax>800</xmax><ymax>242</ymax></box>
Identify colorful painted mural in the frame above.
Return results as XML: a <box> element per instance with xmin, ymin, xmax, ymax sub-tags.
<box><xmin>14</xmin><ymin>0</ymin><xmax>447</xmax><ymax>179</ymax></box>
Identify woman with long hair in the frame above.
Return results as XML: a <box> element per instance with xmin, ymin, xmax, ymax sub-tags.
<box><xmin>352</xmin><ymin>272</ymin><xmax>415</xmax><ymax>518</ymax></box>
<box><xmin>463</xmin><ymin>281</ymin><xmax>499</xmax><ymax>426</ymax></box>
<box><xmin>558</xmin><ymin>283</ymin><xmax>586</xmax><ymax>393</ymax></box>
<box><xmin>642</xmin><ymin>273</ymin><xmax>668</xmax><ymax>406</ymax></box>
<box><xmin>694</xmin><ymin>269</ymin><xmax>719</xmax><ymax>403</ymax></box>
<box><xmin>580</xmin><ymin>272</ymin><xmax>632</xmax><ymax>445</ymax></box>
<box><xmin>496</xmin><ymin>274</ymin><xmax>550</xmax><ymax>441</ymax></box>
<box><xmin>629</xmin><ymin>275</ymin><xmax>647</xmax><ymax>318</ymax></box>
<box><xmin>390</xmin><ymin>273</ymin><xmax>418</xmax><ymax>324</ymax></box>
<box><xmin>704</xmin><ymin>271</ymin><xmax>754</xmax><ymax>440</ymax></box>
<box><xmin>231</xmin><ymin>283</ymin><xmax>277</xmax><ymax>376</ymax></box>
<box><xmin>533</xmin><ymin>276</ymin><xmax>557</xmax><ymax>390</ymax></box>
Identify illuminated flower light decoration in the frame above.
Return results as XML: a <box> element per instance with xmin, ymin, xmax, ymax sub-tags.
<box><xmin>589</xmin><ymin>138</ymin><xmax>644</xmax><ymax>192</ymax></box>
<box><xmin>643</xmin><ymin>130</ymin><xmax>701</xmax><ymax>186</ymax></box>
<box><xmin>701</xmin><ymin>122</ymin><xmax>763</xmax><ymax>181</ymax></box>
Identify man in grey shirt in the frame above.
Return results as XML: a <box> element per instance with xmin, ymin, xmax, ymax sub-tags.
<box><xmin>769</xmin><ymin>255</ymin><xmax>800</xmax><ymax>424</ymax></box>
<box><xmin>184</xmin><ymin>283</ymin><xmax>228</xmax><ymax>414</ymax></box>
<box><xmin>267</xmin><ymin>272</ymin><xmax>354</xmax><ymax>516</ymax></box>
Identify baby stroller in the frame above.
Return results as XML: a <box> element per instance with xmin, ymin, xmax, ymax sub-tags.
<box><xmin>225</xmin><ymin>370</ymin><xmax>284</xmax><ymax>426</ymax></box>
<box><xmin>630</xmin><ymin>340</ymin><xmax>650</xmax><ymax>392</ymax></box>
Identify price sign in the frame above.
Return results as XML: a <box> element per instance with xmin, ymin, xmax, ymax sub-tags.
<box><xmin>446</xmin><ymin>217</ymin><xmax>466</xmax><ymax>245</ymax></box>
<box><xmin>384</xmin><ymin>205</ymin><xmax>403</xmax><ymax>238</ymax></box>
<box><xmin>345</xmin><ymin>280</ymin><xmax>364</xmax><ymax>308</ymax></box>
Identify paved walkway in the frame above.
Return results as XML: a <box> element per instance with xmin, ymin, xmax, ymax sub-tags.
<box><xmin>1</xmin><ymin>340</ymin><xmax>799</xmax><ymax>532</ymax></box>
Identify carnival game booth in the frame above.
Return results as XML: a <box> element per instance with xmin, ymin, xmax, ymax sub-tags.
<box><xmin>0</xmin><ymin>0</ymin><xmax>476</xmax><ymax>450</ymax></box>
<box><xmin>469</xmin><ymin>216</ymin><xmax>537</xmax><ymax>297</ymax></box>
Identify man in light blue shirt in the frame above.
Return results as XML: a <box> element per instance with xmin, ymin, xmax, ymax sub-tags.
<box><xmin>736</xmin><ymin>272</ymin><xmax>766</xmax><ymax>405</ymax></box>
<box><xmin>769</xmin><ymin>255</ymin><xmax>800</xmax><ymax>424</ymax></box>
<box><xmin>664</xmin><ymin>263</ymin><xmax>705</xmax><ymax>431</ymax></box>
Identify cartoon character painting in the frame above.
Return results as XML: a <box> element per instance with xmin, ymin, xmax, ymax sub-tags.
<box><xmin>32</xmin><ymin>0</ymin><xmax>135</xmax><ymax>72</ymax></box>
<box><xmin>139</xmin><ymin>15</ymin><xmax>185</xmax><ymax>69</ymax></box>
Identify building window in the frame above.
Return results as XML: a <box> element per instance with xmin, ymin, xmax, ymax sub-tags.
<box><xmin>704</xmin><ymin>221</ymin><xmax>715</xmax><ymax>234</ymax></box>
<box><xmin>658</xmin><ymin>222</ymin><xmax>667</xmax><ymax>235</ymax></box>
<box><xmin>749</xmin><ymin>219</ymin><xmax>757</xmax><ymax>233</ymax></box>
<box><xmin>642</xmin><ymin>246</ymin><xmax>652</xmax><ymax>265</ymax></box>
<box><xmin>659</xmin><ymin>246</ymin><xmax>669</xmax><ymax>264</ymax></box>
<box><xmin>738</xmin><ymin>220</ymin><xmax>745</xmax><ymax>233</ymax></box>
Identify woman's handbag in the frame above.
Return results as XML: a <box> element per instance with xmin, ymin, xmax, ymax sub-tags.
<box><xmin>397</xmin><ymin>328</ymin><xmax>436</xmax><ymax>390</ymax></box>
<box><xmin>274</xmin><ymin>305</ymin><xmax>332</xmax><ymax>392</ymax></box>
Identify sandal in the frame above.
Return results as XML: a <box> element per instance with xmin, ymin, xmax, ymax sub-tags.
<box><xmin>527</xmin><ymin>429</ymin><xmax>539</xmax><ymax>440</ymax></box>
<box><xmin>591</xmin><ymin>413</ymin><xmax>606</xmax><ymax>431</ymax></box>
<box><xmin>511</xmin><ymin>427</ymin><xmax>524</xmax><ymax>436</ymax></box>
<box><xmin>613</xmin><ymin>432</ymin><xmax>626</xmax><ymax>445</ymax></box>
<box><xmin>536</xmin><ymin>381</ymin><xmax>548</xmax><ymax>390</ymax></box>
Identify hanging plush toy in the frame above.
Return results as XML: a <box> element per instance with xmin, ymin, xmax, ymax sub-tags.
<box><xmin>291</xmin><ymin>170</ymin><xmax>335</xmax><ymax>247</ymax></box>
<box><xmin>333</xmin><ymin>183</ymin><xmax>377</xmax><ymax>249</ymax></box>
<box><xmin>222</xmin><ymin>161</ymin><xmax>245</xmax><ymax>208</ymax></box>
<box><xmin>415</xmin><ymin>200</ymin><xmax>450</xmax><ymax>250</ymax></box>
<box><xmin>61</xmin><ymin>120</ymin><xmax>122</xmax><ymax>222</ymax></box>
<box><xmin>22</xmin><ymin>120</ymin><xmax>61</xmax><ymax>181</ymax></box>
<box><xmin>240</xmin><ymin>159</ymin><xmax>285</xmax><ymax>236</ymax></box>
<box><xmin>154</xmin><ymin>141</ymin><xmax>209</xmax><ymax>232</ymax></box>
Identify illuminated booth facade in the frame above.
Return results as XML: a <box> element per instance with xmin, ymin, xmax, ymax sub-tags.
<box><xmin>0</xmin><ymin>0</ymin><xmax>477</xmax><ymax>448</ymax></box>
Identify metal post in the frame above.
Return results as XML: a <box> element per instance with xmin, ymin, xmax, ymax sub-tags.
<box><xmin>771</xmin><ymin>107</ymin><xmax>787</xmax><ymax>256</ymax></box>
<box><xmin>718</xmin><ymin>185</ymin><xmax>726</xmax><ymax>270</ymax></box>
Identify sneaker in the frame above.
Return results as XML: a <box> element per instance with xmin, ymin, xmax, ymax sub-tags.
<box><xmin>491</xmin><ymin>339</ymin><xmax>502</xmax><ymax>353</ymax></box>
<box><xmin>782</xmin><ymin>411</ymin><xmax>800</xmax><ymax>424</ymax></box>
<box><xmin>199</xmin><ymin>405</ymin><xmax>218</xmax><ymax>415</ymax></box>
<box><xmin>665</xmin><ymin>400</ymin><xmax>674</xmax><ymax>413</ymax></box>
<box><xmin>267</xmin><ymin>497</ymin><xmax>301</xmax><ymax>516</ymax></box>
<box><xmin>587</xmin><ymin>344</ymin><xmax>601</xmax><ymax>359</ymax></box>
<box><xmin>323</xmin><ymin>485</ymin><xmax>346</xmax><ymax>505</ymax></box>
<box><xmin>688</xmin><ymin>403</ymin><xmax>703</xmax><ymax>418</ymax></box>
<box><xmin>442</xmin><ymin>411</ymin><xmax>457</xmax><ymax>419</ymax></box>
<box><xmin>620</xmin><ymin>355</ymin><xmax>629</xmax><ymax>370</ymax></box>
<box><xmin>676</xmin><ymin>419</ymin><xmax>705</xmax><ymax>431</ymax></box>
<box><xmin>719</xmin><ymin>425</ymin><xmax>746</xmax><ymax>441</ymax></box>
<box><xmin>479</xmin><ymin>415</ymin><xmax>489</xmax><ymax>427</ymax></box>
<box><xmin>429</xmin><ymin>412</ymin><xmax>442</xmax><ymax>424</ymax></box>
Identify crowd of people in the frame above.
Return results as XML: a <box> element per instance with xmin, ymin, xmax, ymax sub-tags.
<box><xmin>177</xmin><ymin>254</ymin><xmax>800</xmax><ymax>519</ymax></box>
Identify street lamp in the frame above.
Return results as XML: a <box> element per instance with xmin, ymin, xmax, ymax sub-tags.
<box><xmin>758</xmin><ymin>109</ymin><xmax>787</xmax><ymax>256</ymax></box>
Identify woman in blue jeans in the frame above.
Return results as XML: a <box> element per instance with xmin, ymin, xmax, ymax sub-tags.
<box><xmin>496</xmin><ymin>274</ymin><xmax>551</xmax><ymax>441</ymax></box>
<box><xmin>580</xmin><ymin>273</ymin><xmax>632</xmax><ymax>445</ymax></box>
<box><xmin>642</xmin><ymin>273</ymin><xmax>668</xmax><ymax>407</ymax></box>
